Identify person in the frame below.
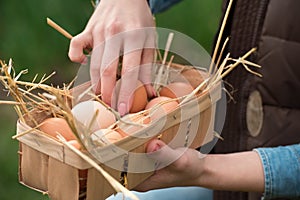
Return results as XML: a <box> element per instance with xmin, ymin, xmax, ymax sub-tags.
<box><xmin>68</xmin><ymin>0</ymin><xmax>300</xmax><ymax>199</ymax></box>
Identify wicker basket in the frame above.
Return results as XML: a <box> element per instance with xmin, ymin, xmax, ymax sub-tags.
<box><xmin>16</xmin><ymin>64</ymin><xmax>222</xmax><ymax>200</ymax></box>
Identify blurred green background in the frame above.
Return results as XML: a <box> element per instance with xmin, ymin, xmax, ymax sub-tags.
<box><xmin>0</xmin><ymin>0</ymin><xmax>222</xmax><ymax>199</ymax></box>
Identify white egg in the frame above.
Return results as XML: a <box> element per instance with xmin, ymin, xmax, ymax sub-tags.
<box><xmin>71</xmin><ymin>100</ymin><xmax>116</xmax><ymax>132</ymax></box>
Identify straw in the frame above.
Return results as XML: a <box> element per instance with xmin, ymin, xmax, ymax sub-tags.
<box><xmin>46</xmin><ymin>18</ymin><xmax>73</xmax><ymax>39</ymax></box>
<box><xmin>208</xmin><ymin>0</ymin><xmax>233</xmax><ymax>75</ymax></box>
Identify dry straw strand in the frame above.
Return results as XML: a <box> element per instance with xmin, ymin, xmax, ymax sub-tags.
<box><xmin>46</xmin><ymin>17</ymin><xmax>73</xmax><ymax>39</ymax></box>
<box><xmin>209</xmin><ymin>0</ymin><xmax>234</xmax><ymax>75</ymax></box>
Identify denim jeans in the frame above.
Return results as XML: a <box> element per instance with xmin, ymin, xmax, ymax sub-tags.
<box><xmin>107</xmin><ymin>187</ymin><xmax>213</xmax><ymax>200</ymax></box>
<box><xmin>254</xmin><ymin>144</ymin><xmax>300</xmax><ymax>199</ymax></box>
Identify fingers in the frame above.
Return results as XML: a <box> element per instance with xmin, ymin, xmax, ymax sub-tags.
<box><xmin>135</xmin><ymin>139</ymin><xmax>205</xmax><ymax>192</ymax></box>
<box><xmin>70</xmin><ymin>29</ymin><xmax>156</xmax><ymax>116</ymax></box>
<box><xmin>146</xmin><ymin>139</ymin><xmax>186</xmax><ymax>170</ymax></box>
<box><xmin>100</xmin><ymin>36</ymin><xmax>121</xmax><ymax>106</ymax></box>
<box><xmin>140</xmin><ymin>31</ymin><xmax>156</xmax><ymax>98</ymax></box>
<box><xmin>135</xmin><ymin>139</ymin><xmax>184</xmax><ymax>192</ymax></box>
<box><xmin>90</xmin><ymin>31</ymin><xmax>105</xmax><ymax>94</ymax></box>
<box><xmin>68</xmin><ymin>32</ymin><xmax>92</xmax><ymax>63</ymax></box>
<box><xmin>117</xmin><ymin>50</ymin><xmax>141</xmax><ymax>116</ymax></box>
<box><xmin>140</xmin><ymin>47</ymin><xmax>155</xmax><ymax>98</ymax></box>
<box><xmin>115</xmin><ymin>31</ymin><xmax>146</xmax><ymax>116</ymax></box>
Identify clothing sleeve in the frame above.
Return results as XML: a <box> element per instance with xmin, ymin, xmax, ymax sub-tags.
<box><xmin>95</xmin><ymin>0</ymin><xmax>182</xmax><ymax>14</ymax></box>
<box><xmin>148</xmin><ymin>0</ymin><xmax>183</xmax><ymax>14</ymax></box>
<box><xmin>253</xmin><ymin>144</ymin><xmax>300</xmax><ymax>199</ymax></box>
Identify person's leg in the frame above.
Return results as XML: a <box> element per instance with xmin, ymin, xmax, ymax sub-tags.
<box><xmin>107</xmin><ymin>187</ymin><xmax>213</xmax><ymax>200</ymax></box>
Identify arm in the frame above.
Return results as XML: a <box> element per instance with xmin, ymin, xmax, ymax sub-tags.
<box><xmin>136</xmin><ymin>139</ymin><xmax>264</xmax><ymax>192</ymax></box>
<box><xmin>136</xmin><ymin>140</ymin><xmax>300</xmax><ymax>199</ymax></box>
<box><xmin>200</xmin><ymin>151</ymin><xmax>264</xmax><ymax>192</ymax></box>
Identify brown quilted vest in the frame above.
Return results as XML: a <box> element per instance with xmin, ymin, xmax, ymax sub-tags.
<box><xmin>213</xmin><ymin>0</ymin><xmax>300</xmax><ymax>200</ymax></box>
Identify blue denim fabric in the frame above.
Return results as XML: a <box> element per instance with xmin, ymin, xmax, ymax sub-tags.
<box><xmin>106</xmin><ymin>187</ymin><xmax>213</xmax><ymax>200</ymax></box>
<box><xmin>254</xmin><ymin>144</ymin><xmax>300</xmax><ymax>199</ymax></box>
<box><xmin>149</xmin><ymin>0</ymin><xmax>183</xmax><ymax>14</ymax></box>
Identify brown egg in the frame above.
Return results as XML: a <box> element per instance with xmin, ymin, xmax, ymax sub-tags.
<box><xmin>113</xmin><ymin>80</ymin><xmax>148</xmax><ymax>114</ymax></box>
<box><xmin>129</xmin><ymin>81</ymin><xmax>148</xmax><ymax>113</ymax></box>
<box><xmin>91</xmin><ymin>129</ymin><xmax>124</xmax><ymax>144</ymax></box>
<box><xmin>159</xmin><ymin>82</ymin><xmax>194</xmax><ymax>100</ymax></box>
<box><xmin>145</xmin><ymin>96</ymin><xmax>179</xmax><ymax>121</ymax></box>
<box><xmin>179</xmin><ymin>68</ymin><xmax>208</xmax><ymax>89</ymax></box>
<box><xmin>39</xmin><ymin>117</ymin><xmax>76</xmax><ymax>141</ymax></box>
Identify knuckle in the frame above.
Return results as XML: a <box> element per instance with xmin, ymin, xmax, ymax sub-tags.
<box><xmin>92</xmin><ymin>24</ymin><xmax>104</xmax><ymax>36</ymax></box>
<box><xmin>70</xmin><ymin>34</ymin><xmax>84</xmax><ymax>47</ymax></box>
<box><xmin>105</xmin><ymin>21</ymin><xmax>122</xmax><ymax>36</ymax></box>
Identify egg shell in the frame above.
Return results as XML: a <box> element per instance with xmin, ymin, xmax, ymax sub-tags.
<box><xmin>145</xmin><ymin>96</ymin><xmax>179</xmax><ymax>121</ymax></box>
<box><xmin>176</xmin><ymin>68</ymin><xmax>208</xmax><ymax>89</ymax></box>
<box><xmin>159</xmin><ymin>82</ymin><xmax>194</xmax><ymax>100</ymax></box>
<box><xmin>130</xmin><ymin>81</ymin><xmax>148</xmax><ymax>113</ymax></box>
<box><xmin>71</xmin><ymin>100</ymin><xmax>116</xmax><ymax>132</ymax></box>
<box><xmin>113</xmin><ymin>80</ymin><xmax>148</xmax><ymax>114</ymax></box>
<box><xmin>91</xmin><ymin>129</ymin><xmax>124</xmax><ymax>144</ymax></box>
<box><xmin>39</xmin><ymin>117</ymin><xmax>76</xmax><ymax>141</ymax></box>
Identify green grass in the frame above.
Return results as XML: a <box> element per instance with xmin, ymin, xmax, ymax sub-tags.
<box><xmin>155</xmin><ymin>0</ymin><xmax>223</xmax><ymax>53</ymax></box>
<box><xmin>0</xmin><ymin>0</ymin><xmax>222</xmax><ymax>199</ymax></box>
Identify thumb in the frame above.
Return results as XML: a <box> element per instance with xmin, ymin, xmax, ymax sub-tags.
<box><xmin>146</xmin><ymin>139</ymin><xmax>187</xmax><ymax>170</ymax></box>
<box><xmin>68</xmin><ymin>33</ymin><xmax>91</xmax><ymax>64</ymax></box>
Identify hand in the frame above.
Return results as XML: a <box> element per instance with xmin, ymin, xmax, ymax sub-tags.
<box><xmin>68</xmin><ymin>0</ymin><xmax>156</xmax><ymax>115</ymax></box>
<box><xmin>135</xmin><ymin>139</ymin><xmax>206</xmax><ymax>191</ymax></box>
<box><xmin>135</xmin><ymin>139</ymin><xmax>265</xmax><ymax>193</ymax></box>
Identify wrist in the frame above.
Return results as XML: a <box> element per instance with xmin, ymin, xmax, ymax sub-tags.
<box><xmin>198</xmin><ymin>152</ymin><xmax>265</xmax><ymax>192</ymax></box>
<box><xmin>196</xmin><ymin>154</ymin><xmax>220</xmax><ymax>188</ymax></box>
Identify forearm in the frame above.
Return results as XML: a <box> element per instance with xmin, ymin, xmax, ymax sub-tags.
<box><xmin>197</xmin><ymin>151</ymin><xmax>265</xmax><ymax>192</ymax></box>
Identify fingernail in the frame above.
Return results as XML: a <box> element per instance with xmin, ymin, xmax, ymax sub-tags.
<box><xmin>118</xmin><ymin>102</ymin><xmax>127</xmax><ymax>116</ymax></box>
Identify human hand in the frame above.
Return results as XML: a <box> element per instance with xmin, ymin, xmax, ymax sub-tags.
<box><xmin>68</xmin><ymin>0</ymin><xmax>156</xmax><ymax>116</ymax></box>
<box><xmin>135</xmin><ymin>139</ymin><xmax>206</xmax><ymax>191</ymax></box>
<box><xmin>135</xmin><ymin>139</ymin><xmax>265</xmax><ymax>193</ymax></box>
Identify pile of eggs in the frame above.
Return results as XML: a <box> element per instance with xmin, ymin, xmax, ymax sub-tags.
<box><xmin>39</xmin><ymin>68</ymin><xmax>206</xmax><ymax>149</ymax></box>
